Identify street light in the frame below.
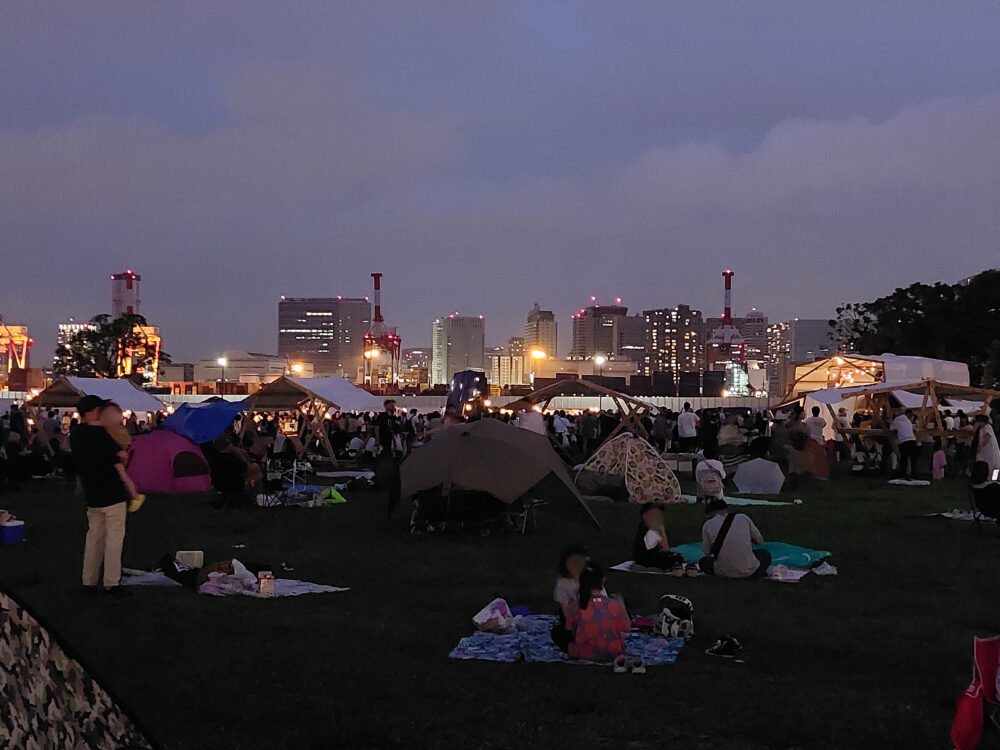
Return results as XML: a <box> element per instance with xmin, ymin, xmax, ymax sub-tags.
<box><xmin>217</xmin><ymin>357</ymin><xmax>227</xmax><ymax>392</ymax></box>
<box><xmin>290</xmin><ymin>362</ymin><xmax>304</xmax><ymax>374</ymax></box>
<box><xmin>528</xmin><ymin>349</ymin><xmax>546</xmax><ymax>387</ymax></box>
<box><xmin>594</xmin><ymin>355</ymin><xmax>606</xmax><ymax>411</ymax></box>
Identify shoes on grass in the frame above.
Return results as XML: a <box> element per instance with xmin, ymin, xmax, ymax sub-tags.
<box><xmin>705</xmin><ymin>635</ymin><xmax>743</xmax><ymax>659</ymax></box>
<box><xmin>104</xmin><ymin>586</ymin><xmax>131</xmax><ymax>599</ymax></box>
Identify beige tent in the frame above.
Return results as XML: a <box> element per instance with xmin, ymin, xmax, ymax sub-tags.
<box><xmin>31</xmin><ymin>376</ymin><xmax>164</xmax><ymax>415</ymax></box>
<box><xmin>576</xmin><ymin>433</ymin><xmax>682</xmax><ymax>504</ymax></box>
<box><xmin>787</xmin><ymin>353</ymin><xmax>970</xmax><ymax>399</ymax></box>
<box><xmin>502</xmin><ymin>378</ymin><xmax>655</xmax><ymax>443</ymax></box>
<box><xmin>243</xmin><ymin>376</ymin><xmax>385</xmax><ymax>460</ymax></box>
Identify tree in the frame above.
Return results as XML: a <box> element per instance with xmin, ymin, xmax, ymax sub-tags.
<box><xmin>832</xmin><ymin>269</ymin><xmax>1000</xmax><ymax>386</ymax></box>
<box><xmin>53</xmin><ymin>314</ymin><xmax>170</xmax><ymax>380</ymax></box>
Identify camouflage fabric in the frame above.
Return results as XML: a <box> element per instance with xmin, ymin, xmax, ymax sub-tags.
<box><xmin>0</xmin><ymin>588</ymin><xmax>156</xmax><ymax>750</ymax></box>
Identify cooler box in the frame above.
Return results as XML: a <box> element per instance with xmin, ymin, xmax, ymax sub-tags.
<box><xmin>1</xmin><ymin>520</ymin><xmax>26</xmax><ymax>544</ymax></box>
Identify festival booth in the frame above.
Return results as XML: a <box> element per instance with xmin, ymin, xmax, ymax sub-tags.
<box><xmin>501</xmin><ymin>378</ymin><xmax>655</xmax><ymax>444</ymax></box>
<box><xmin>242</xmin><ymin>376</ymin><xmax>384</xmax><ymax>460</ymax></box>
<box><xmin>786</xmin><ymin>353</ymin><xmax>971</xmax><ymax>399</ymax></box>
<box><xmin>30</xmin><ymin>376</ymin><xmax>164</xmax><ymax>416</ymax></box>
<box><xmin>789</xmin><ymin>379</ymin><xmax>999</xmax><ymax>441</ymax></box>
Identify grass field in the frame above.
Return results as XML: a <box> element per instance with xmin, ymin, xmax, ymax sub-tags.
<box><xmin>1</xmin><ymin>470</ymin><xmax>998</xmax><ymax>750</ymax></box>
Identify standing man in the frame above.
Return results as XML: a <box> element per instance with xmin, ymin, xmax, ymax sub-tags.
<box><xmin>677</xmin><ymin>403</ymin><xmax>699</xmax><ymax>453</ymax></box>
<box><xmin>374</xmin><ymin>399</ymin><xmax>402</xmax><ymax>519</ymax></box>
<box><xmin>70</xmin><ymin>396</ymin><xmax>131</xmax><ymax>596</ymax></box>
<box><xmin>892</xmin><ymin>408</ymin><xmax>920</xmax><ymax>481</ymax></box>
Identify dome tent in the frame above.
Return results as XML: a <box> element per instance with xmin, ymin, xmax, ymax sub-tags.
<box><xmin>576</xmin><ymin>433</ymin><xmax>682</xmax><ymax>504</ymax></box>
<box><xmin>127</xmin><ymin>429</ymin><xmax>212</xmax><ymax>495</ymax></box>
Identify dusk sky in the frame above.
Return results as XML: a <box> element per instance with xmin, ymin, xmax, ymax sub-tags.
<box><xmin>3</xmin><ymin>2</ymin><xmax>1000</xmax><ymax>362</ymax></box>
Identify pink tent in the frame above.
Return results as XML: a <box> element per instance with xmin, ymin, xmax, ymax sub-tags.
<box><xmin>127</xmin><ymin>429</ymin><xmax>212</xmax><ymax>495</ymax></box>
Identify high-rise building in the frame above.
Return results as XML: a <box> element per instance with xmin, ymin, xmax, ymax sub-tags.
<box><xmin>486</xmin><ymin>341</ymin><xmax>526</xmax><ymax>391</ymax></box>
<box><xmin>570</xmin><ymin>304</ymin><xmax>628</xmax><ymax>359</ymax></box>
<box><xmin>739</xmin><ymin>309</ymin><xmax>768</xmax><ymax>360</ymax></box>
<box><xmin>111</xmin><ymin>269</ymin><xmax>141</xmax><ymax>318</ymax></box>
<box><xmin>787</xmin><ymin>319</ymin><xmax>834</xmax><ymax>364</ymax></box>
<box><xmin>54</xmin><ymin>318</ymin><xmax>97</xmax><ymax>368</ymax></box>
<box><xmin>643</xmin><ymin>305</ymin><xmax>705</xmax><ymax>379</ymax></box>
<box><xmin>523</xmin><ymin>303</ymin><xmax>558</xmax><ymax>359</ymax></box>
<box><xmin>277</xmin><ymin>296</ymin><xmax>371</xmax><ymax>378</ymax></box>
<box><xmin>430</xmin><ymin>315</ymin><xmax>486</xmax><ymax>385</ymax></box>
<box><xmin>617</xmin><ymin>314</ymin><xmax>647</xmax><ymax>363</ymax></box>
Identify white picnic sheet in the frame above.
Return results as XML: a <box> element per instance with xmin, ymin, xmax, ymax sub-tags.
<box><xmin>121</xmin><ymin>569</ymin><xmax>349</xmax><ymax>596</ymax></box>
<box><xmin>609</xmin><ymin>561</ymin><xmax>811</xmax><ymax>583</ymax></box>
<box><xmin>315</xmin><ymin>470</ymin><xmax>375</xmax><ymax>480</ymax></box>
<box><xmin>888</xmin><ymin>479</ymin><xmax>931</xmax><ymax>486</ymax></box>
<box><xmin>679</xmin><ymin>494</ymin><xmax>791</xmax><ymax>506</ymax></box>
<box><xmin>926</xmin><ymin>509</ymin><xmax>976</xmax><ymax>521</ymax></box>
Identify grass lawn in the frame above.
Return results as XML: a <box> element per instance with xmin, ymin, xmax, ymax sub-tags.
<box><xmin>1</xmin><ymin>470</ymin><xmax>998</xmax><ymax>749</ymax></box>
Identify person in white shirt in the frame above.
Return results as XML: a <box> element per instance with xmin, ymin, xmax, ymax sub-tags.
<box><xmin>677</xmin><ymin>403</ymin><xmax>699</xmax><ymax>452</ymax></box>
<box><xmin>804</xmin><ymin>406</ymin><xmax>827</xmax><ymax>446</ymax></box>
<box><xmin>700</xmin><ymin>499</ymin><xmax>770</xmax><ymax>578</ymax></box>
<box><xmin>733</xmin><ymin>439</ymin><xmax>785</xmax><ymax>494</ymax></box>
<box><xmin>832</xmin><ymin>407</ymin><xmax>851</xmax><ymax>462</ymax></box>
<box><xmin>891</xmin><ymin>409</ymin><xmax>920</xmax><ymax>480</ymax></box>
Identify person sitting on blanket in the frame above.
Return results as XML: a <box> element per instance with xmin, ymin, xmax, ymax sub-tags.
<box><xmin>632</xmin><ymin>503</ymin><xmax>684</xmax><ymax>571</ymax></box>
<box><xmin>550</xmin><ymin>544</ymin><xmax>598</xmax><ymax>651</ymax></box>
<box><xmin>695</xmin><ymin>446</ymin><xmax>726</xmax><ymax>501</ymax></box>
<box><xmin>700</xmin><ymin>499</ymin><xmax>771</xmax><ymax>578</ymax></box>
<box><xmin>970</xmin><ymin>460</ymin><xmax>1000</xmax><ymax>519</ymax></box>
<box><xmin>562</xmin><ymin>561</ymin><xmax>631</xmax><ymax>662</ymax></box>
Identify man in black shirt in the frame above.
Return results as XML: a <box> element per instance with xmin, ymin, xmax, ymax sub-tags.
<box><xmin>374</xmin><ymin>399</ymin><xmax>401</xmax><ymax>519</ymax></box>
<box><xmin>70</xmin><ymin>395</ymin><xmax>131</xmax><ymax>595</ymax></box>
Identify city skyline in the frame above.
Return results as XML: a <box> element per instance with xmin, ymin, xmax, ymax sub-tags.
<box><xmin>3</xmin><ymin>4</ymin><xmax>1000</xmax><ymax>362</ymax></box>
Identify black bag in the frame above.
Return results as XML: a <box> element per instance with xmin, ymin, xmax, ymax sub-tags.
<box><xmin>699</xmin><ymin>512</ymin><xmax>736</xmax><ymax>576</ymax></box>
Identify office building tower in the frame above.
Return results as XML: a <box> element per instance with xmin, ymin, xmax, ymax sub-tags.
<box><xmin>643</xmin><ymin>305</ymin><xmax>705</xmax><ymax>380</ymax></box>
<box><xmin>277</xmin><ymin>296</ymin><xmax>371</xmax><ymax>378</ymax></box>
<box><xmin>617</xmin><ymin>314</ymin><xmax>648</xmax><ymax>364</ymax></box>
<box><xmin>570</xmin><ymin>303</ymin><xmax>628</xmax><ymax>359</ymax></box>
<box><xmin>111</xmin><ymin>269</ymin><xmax>141</xmax><ymax>318</ymax></box>
<box><xmin>431</xmin><ymin>315</ymin><xmax>486</xmax><ymax>385</ymax></box>
<box><xmin>786</xmin><ymin>319</ymin><xmax>834</xmax><ymax>364</ymax></box>
<box><xmin>523</xmin><ymin>304</ymin><xmax>558</xmax><ymax>359</ymax></box>
<box><xmin>486</xmin><ymin>343</ymin><xmax>526</xmax><ymax>391</ymax></box>
<box><xmin>740</xmin><ymin>309</ymin><xmax>769</xmax><ymax>361</ymax></box>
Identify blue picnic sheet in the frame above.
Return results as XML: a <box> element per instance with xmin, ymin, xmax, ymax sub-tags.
<box><xmin>669</xmin><ymin>541</ymin><xmax>831</xmax><ymax>568</ymax></box>
<box><xmin>449</xmin><ymin>614</ymin><xmax>685</xmax><ymax>665</ymax></box>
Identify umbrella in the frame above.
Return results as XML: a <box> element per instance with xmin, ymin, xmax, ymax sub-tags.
<box><xmin>400</xmin><ymin>418</ymin><xmax>600</xmax><ymax>530</ymax></box>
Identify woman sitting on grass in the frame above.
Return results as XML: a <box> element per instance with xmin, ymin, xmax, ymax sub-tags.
<box><xmin>550</xmin><ymin>543</ymin><xmax>591</xmax><ymax>651</ymax></box>
<box><xmin>563</xmin><ymin>561</ymin><xmax>630</xmax><ymax>662</ymax></box>
<box><xmin>632</xmin><ymin>502</ymin><xmax>684</xmax><ymax>571</ymax></box>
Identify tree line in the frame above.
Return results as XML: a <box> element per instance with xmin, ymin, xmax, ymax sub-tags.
<box><xmin>830</xmin><ymin>268</ymin><xmax>1000</xmax><ymax>387</ymax></box>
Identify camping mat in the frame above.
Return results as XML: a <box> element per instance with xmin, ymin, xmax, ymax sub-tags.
<box><xmin>887</xmin><ymin>479</ymin><xmax>931</xmax><ymax>486</ymax></box>
<box><xmin>121</xmin><ymin>570</ymin><xmax>349</xmax><ymax>596</ymax></box>
<box><xmin>669</xmin><ymin>541</ymin><xmax>830</xmax><ymax>567</ymax></box>
<box><xmin>448</xmin><ymin>615</ymin><xmax>684</xmax><ymax>665</ymax></box>
<box><xmin>679</xmin><ymin>494</ymin><xmax>791</xmax><ymax>506</ymax></box>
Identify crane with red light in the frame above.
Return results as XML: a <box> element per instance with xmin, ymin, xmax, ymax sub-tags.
<box><xmin>362</xmin><ymin>273</ymin><xmax>402</xmax><ymax>393</ymax></box>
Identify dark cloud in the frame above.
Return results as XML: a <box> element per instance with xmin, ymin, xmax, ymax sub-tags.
<box><xmin>2</xmin><ymin>3</ymin><xmax>999</xmax><ymax>361</ymax></box>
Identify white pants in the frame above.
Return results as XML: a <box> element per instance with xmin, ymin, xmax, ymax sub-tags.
<box><xmin>82</xmin><ymin>502</ymin><xmax>127</xmax><ymax>588</ymax></box>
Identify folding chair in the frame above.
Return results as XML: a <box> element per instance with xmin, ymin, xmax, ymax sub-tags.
<box><xmin>969</xmin><ymin>461</ymin><xmax>1000</xmax><ymax>534</ymax></box>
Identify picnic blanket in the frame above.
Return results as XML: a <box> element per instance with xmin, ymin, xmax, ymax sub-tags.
<box><xmin>670</xmin><ymin>541</ymin><xmax>830</xmax><ymax>567</ymax></box>
<box><xmin>609</xmin><ymin>560</ymin><xmax>814</xmax><ymax>583</ymax></box>
<box><xmin>316</xmin><ymin>470</ymin><xmax>375</xmax><ymax>480</ymax></box>
<box><xmin>679</xmin><ymin>494</ymin><xmax>790</xmax><ymax>506</ymax></box>
<box><xmin>121</xmin><ymin>569</ymin><xmax>348</xmax><ymax>597</ymax></box>
<box><xmin>611</xmin><ymin>542</ymin><xmax>830</xmax><ymax>578</ymax></box>
<box><xmin>926</xmin><ymin>509</ymin><xmax>976</xmax><ymax>521</ymax></box>
<box><xmin>449</xmin><ymin>614</ymin><xmax>684</xmax><ymax>664</ymax></box>
<box><xmin>888</xmin><ymin>479</ymin><xmax>931</xmax><ymax>486</ymax></box>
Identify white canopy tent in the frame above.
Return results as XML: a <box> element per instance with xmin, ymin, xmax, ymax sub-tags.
<box><xmin>245</xmin><ymin>376</ymin><xmax>384</xmax><ymax>414</ymax></box>
<box><xmin>243</xmin><ymin>376</ymin><xmax>386</xmax><ymax>461</ymax></box>
<box><xmin>788</xmin><ymin>353</ymin><xmax>970</xmax><ymax>398</ymax></box>
<box><xmin>31</xmin><ymin>376</ymin><xmax>164</xmax><ymax>415</ymax></box>
<box><xmin>785</xmin><ymin>379</ymin><xmax>997</xmax><ymax>441</ymax></box>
